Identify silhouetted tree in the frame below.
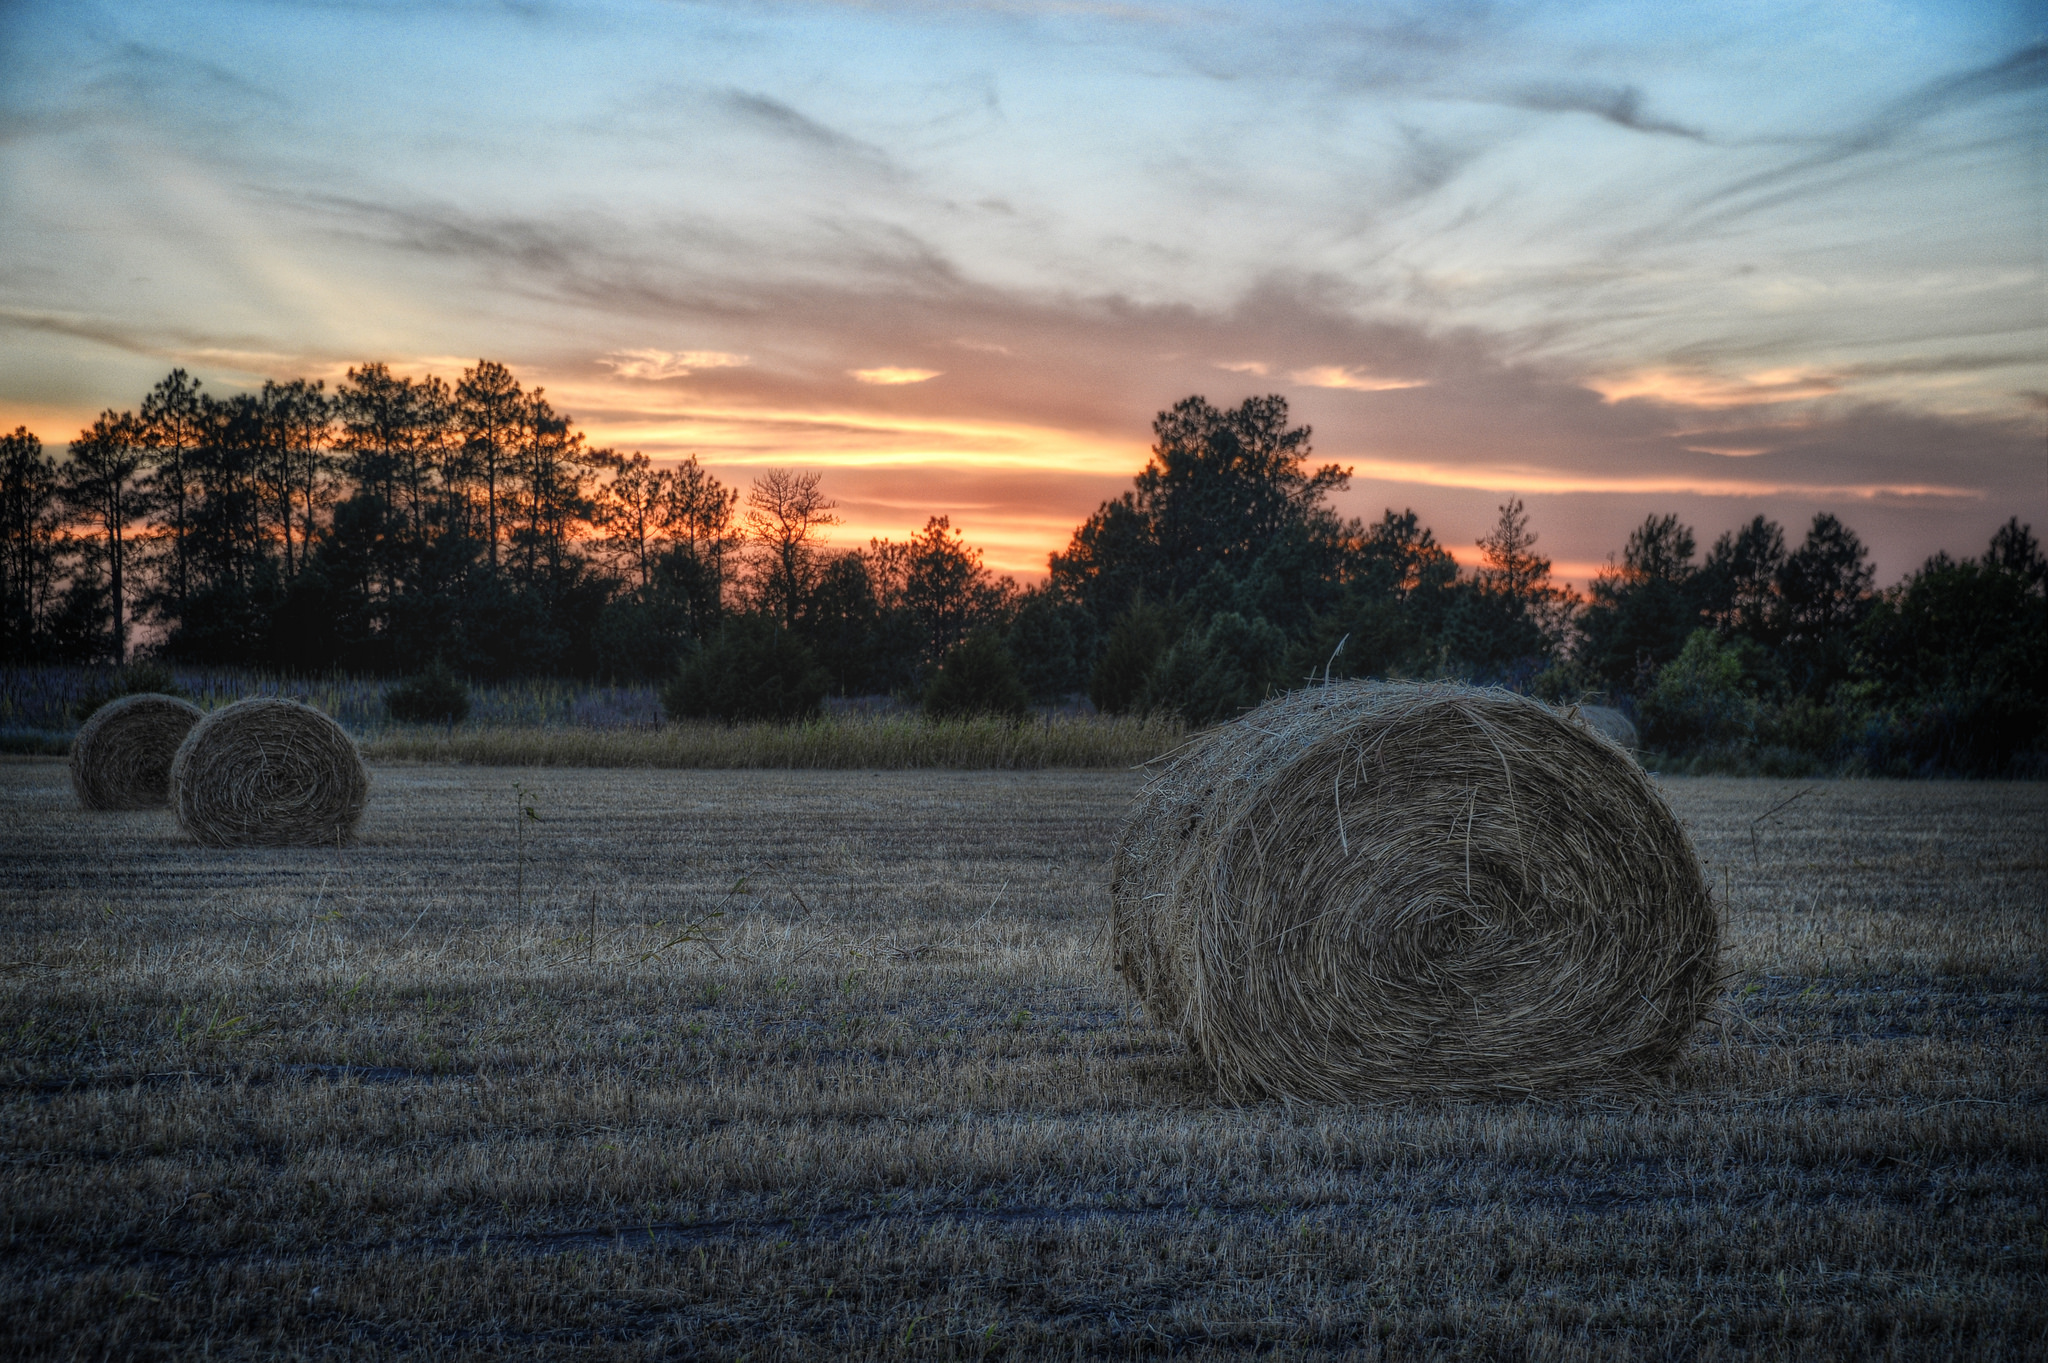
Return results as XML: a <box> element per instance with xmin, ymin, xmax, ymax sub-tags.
<box><xmin>455</xmin><ymin>359</ymin><xmax>525</xmax><ymax>572</ymax></box>
<box><xmin>137</xmin><ymin>369</ymin><xmax>207</xmax><ymax>620</ymax></box>
<box><xmin>1005</xmin><ymin>587</ymin><xmax>1090</xmax><ymax>704</ymax></box>
<box><xmin>257</xmin><ymin>378</ymin><xmax>333</xmax><ymax>580</ymax></box>
<box><xmin>1577</xmin><ymin>513</ymin><xmax>1701</xmax><ymax>691</ymax></box>
<box><xmin>505</xmin><ymin>389</ymin><xmax>596</xmax><ymax>589</ymax></box>
<box><xmin>0</xmin><ymin>428</ymin><xmax>63</xmax><ymax>660</ymax></box>
<box><xmin>1853</xmin><ymin>519</ymin><xmax>2045</xmax><ymax>773</ymax></box>
<box><xmin>1052</xmin><ymin>394</ymin><xmax>1347</xmax><ymax>621</ymax></box>
<box><xmin>1291</xmin><ymin>509</ymin><xmax>1461</xmax><ymax>682</ymax></box>
<box><xmin>1774</xmin><ymin>512</ymin><xmax>1873</xmax><ymax>695</ymax></box>
<box><xmin>892</xmin><ymin>516</ymin><xmax>1015</xmax><ymax>671</ymax></box>
<box><xmin>1442</xmin><ymin>498</ymin><xmax>1570</xmax><ymax>675</ymax></box>
<box><xmin>1697</xmin><ymin>515</ymin><xmax>1787</xmax><ymax>643</ymax></box>
<box><xmin>334</xmin><ymin>362</ymin><xmax>459</xmax><ymax>608</ymax></box>
<box><xmin>60</xmin><ymin>412</ymin><xmax>147</xmax><ymax>663</ymax></box>
<box><xmin>745</xmin><ymin>469</ymin><xmax>839</xmax><ymax>628</ymax></box>
<box><xmin>163</xmin><ymin>391</ymin><xmax>276</xmax><ymax>662</ymax></box>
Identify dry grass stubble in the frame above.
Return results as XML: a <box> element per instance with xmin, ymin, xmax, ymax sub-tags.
<box><xmin>0</xmin><ymin>762</ymin><xmax>2041</xmax><ymax>1358</ymax></box>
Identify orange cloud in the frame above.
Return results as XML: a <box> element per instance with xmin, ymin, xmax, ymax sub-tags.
<box><xmin>599</xmin><ymin>349</ymin><xmax>751</xmax><ymax>380</ymax></box>
<box><xmin>551</xmin><ymin>382</ymin><xmax>1145</xmax><ymax>476</ymax></box>
<box><xmin>0</xmin><ymin>399</ymin><xmax>96</xmax><ymax>442</ymax></box>
<box><xmin>1590</xmin><ymin>367</ymin><xmax>1841</xmax><ymax>408</ymax></box>
<box><xmin>1343</xmin><ymin>455</ymin><xmax>1980</xmax><ymax>502</ymax></box>
<box><xmin>1291</xmin><ymin>365</ymin><xmax>1428</xmax><ymax>392</ymax></box>
<box><xmin>849</xmin><ymin>366</ymin><xmax>942</xmax><ymax>385</ymax></box>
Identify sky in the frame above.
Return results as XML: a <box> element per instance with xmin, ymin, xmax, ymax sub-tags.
<box><xmin>1</xmin><ymin>0</ymin><xmax>2042</xmax><ymax>584</ymax></box>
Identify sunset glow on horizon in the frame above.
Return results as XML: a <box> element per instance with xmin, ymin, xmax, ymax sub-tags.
<box><xmin>1</xmin><ymin>0</ymin><xmax>2040</xmax><ymax>586</ymax></box>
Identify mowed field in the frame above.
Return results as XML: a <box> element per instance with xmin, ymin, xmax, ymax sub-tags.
<box><xmin>1</xmin><ymin>760</ymin><xmax>2042</xmax><ymax>1360</ymax></box>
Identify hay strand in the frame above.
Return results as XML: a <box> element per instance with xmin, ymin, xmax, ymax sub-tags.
<box><xmin>1109</xmin><ymin>681</ymin><xmax>1717</xmax><ymax>1101</ymax></box>
<box><xmin>171</xmin><ymin>697</ymin><xmax>370</xmax><ymax>847</ymax></box>
<box><xmin>68</xmin><ymin>693</ymin><xmax>204</xmax><ymax>810</ymax></box>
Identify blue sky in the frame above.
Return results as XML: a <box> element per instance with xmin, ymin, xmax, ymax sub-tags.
<box><xmin>2</xmin><ymin>0</ymin><xmax>2041</xmax><ymax>578</ymax></box>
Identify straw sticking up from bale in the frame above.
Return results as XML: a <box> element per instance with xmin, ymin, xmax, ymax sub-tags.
<box><xmin>171</xmin><ymin>697</ymin><xmax>370</xmax><ymax>847</ymax></box>
<box><xmin>68</xmin><ymin>693</ymin><xmax>204</xmax><ymax>810</ymax></box>
<box><xmin>1109</xmin><ymin>681</ymin><xmax>1718</xmax><ymax>1101</ymax></box>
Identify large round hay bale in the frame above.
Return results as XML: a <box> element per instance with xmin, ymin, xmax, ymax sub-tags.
<box><xmin>1109</xmin><ymin>681</ymin><xmax>1717</xmax><ymax>1101</ymax></box>
<box><xmin>69</xmin><ymin>693</ymin><xmax>204</xmax><ymax>810</ymax></box>
<box><xmin>170</xmin><ymin>697</ymin><xmax>369</xmax><ymax>847</ymax></box>
<box><xmin>1574</xmin><ymin>703</ymin><xmax>1639</xmax><ymax>751</ymax></box>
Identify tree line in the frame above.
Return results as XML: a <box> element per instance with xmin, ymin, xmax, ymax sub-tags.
<box><xmin>2</xmin><ymin>366</ymin><xmax>2042</xmax><ymax>772</ymax></box>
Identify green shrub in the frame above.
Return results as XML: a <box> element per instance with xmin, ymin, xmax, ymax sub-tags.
<box><xmin>1529</xmin><ymin>658</ymin><xmax>1599</xmax><ymax>705</ymax></box>
<box><xmin>1143</xmin><ymin>611</ymin><xmax>1288</xmax><ymax>726</ymax></box>
<box><xmin>1856</xmin><ymin>688</ymin><xmax>2048</xmax><ymax>778</ymax></box>
<box><xmin>385</xmin><ymin>668</ymin><xmax>472</xmax><ymax>725</ymax></box>
<box><xmin>1758</xmin><ymin>692</ymin><xmax>1859</xmax><ymax>760</ymax></box>
<box><xmin>1638</xmin><ymin>629</ymin><xmax>1759</xmax><ymax>750</ymax></box>
<box><xmin>923</xmin><ymin>629</ymin><xmax>1032</xmax><ymax>720</ymax></box>
<box><xmin>1005</xmin><ymin>593</ymin><xmax>1085</xmax><ymax>704</ymax></box>
<box><xmin>663</xmin><ymin>616</ymin><xmax>828</xmax><ymax>724</ymax></box>
<box><xmin>1090</xmin><ymin>598</ymin><xmax>1175</xmax><ymax>716</ymax></box>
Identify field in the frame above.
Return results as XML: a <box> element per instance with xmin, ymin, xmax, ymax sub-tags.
<box><xmin>1</xmin><ymin>761</ymin><xmax>2042</xmax><ymax>1359</ymax></box>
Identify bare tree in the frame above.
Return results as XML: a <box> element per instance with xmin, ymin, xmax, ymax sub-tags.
<box><xmin>744</xmin><ymin>469</ymin><xmax>838</xmax><ymax>627</ymax></box>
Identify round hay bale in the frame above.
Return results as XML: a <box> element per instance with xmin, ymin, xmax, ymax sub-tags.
<box><xmin>69</xmin><ymin>692</ymin><xmax>204</xmax><ymax>810</ymax></box>
<box><xmin>1574</xmin><ymin>703</ymin><xmax>1639</xmax><ymax>751</ymax></box>
<box><xmin>170</xmin><ymin>697</ymin><xmax>369</xmax><ymax>847</ymax></box>
<box><xmin>1109</xmin><ymin>681</ymin><xmax>1717</xmax><ymax>1101</ymax></box>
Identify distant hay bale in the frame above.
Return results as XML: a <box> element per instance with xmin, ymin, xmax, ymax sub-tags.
<box><xmin>171</xmin><ymin>697</ymin><xmax>369</xmax><ymax>847</ymax></box>
<box><xmin>1109</xmin><ymin>681</ymin><xmax>1717</xmax><ymax>1101</ymax></box>
<box><xmin>1574</xmin><ymin>703</ymin><xmax>1639</xmax><ymax>751</ymax></box>
<box><xmin>68</xmin><ymin>693</ymin><xmax>204</xmax><ymax>810</ymax></box>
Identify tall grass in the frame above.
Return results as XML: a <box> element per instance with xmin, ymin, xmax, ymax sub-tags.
<box><xmin>1</xmin><ymin>666</ymin><xmax>662</xmax><ymax>739</ymax></box>
<box><xmin>364</xmin><ymin>714</ymin><xmax>1184</xmax><ymax>770</ymax></box>
<box><xmin>2</xmin><ymin>666</ymin><xmax>1181</xmax><ymax>768</ymax></box>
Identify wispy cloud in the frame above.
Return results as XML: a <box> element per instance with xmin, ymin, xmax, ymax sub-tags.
<box><xmin>0</xmin><ymin>0</ymin><xmax>2038</xmax><ymax>584</ymax></box>
<box><xmin>1340</xmin><ymin>454</ymin><xmax>1984</xmax><ymax>503</ymax></box>
<box><xmin>0</xmin><ymin>307</ymin><xmax>310</xmax><ymax>373</ymax></box>
<box><xmin>1291</xmin><ymin>364</ymin><xmax>1427</xmax><ymax>392</ymax></box>
<box><xmin>721</xmin><ymin>89</ymin><xmax>901</xmax><ymax>175</ymax></box>
<box><xmin>599</xmin><ymin>348</ymin><xmax>750</xmax><ymax>379</ymax></box>
<box><xmin>1506</xmin><ymin>82</ymin><xmax>1704</xmax><ymax>139</ymax></box>
<box><xmin>850</xmin><ymin>366</ymin><xmax>943</xmax><ymax>385</ymax></box>
<box><xmin>1590</xmin><ymin>367</ymin><xmax>1840</xmax><ymax>408</ymax></box>
<box><xmin>1675</xmin><ymin>41</ymin><xmax>2048</xmax><ymax>229</ymax></box>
